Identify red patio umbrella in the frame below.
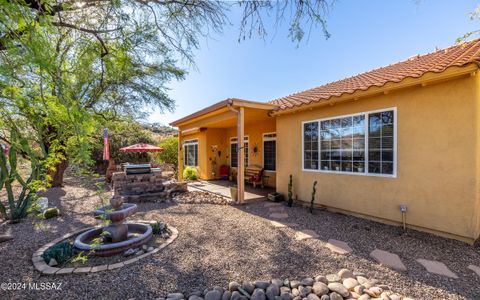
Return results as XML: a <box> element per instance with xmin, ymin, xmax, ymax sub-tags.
<box><xmin>119</xmin><ymin>143</ymin><xmax>164</xmax><ymax>153</ymax></box>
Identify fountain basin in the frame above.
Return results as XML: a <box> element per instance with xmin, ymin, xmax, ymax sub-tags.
<box><xmin>94</xmin><ymin>203</ymin><xmax>138</xmax><ymax>222</ymax></box>
<box><xmin>73</xmin><ymin>223</ymin><xmax>152</xmax><ymax>256</ymax></box>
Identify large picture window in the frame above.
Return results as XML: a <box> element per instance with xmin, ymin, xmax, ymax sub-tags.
<box><xmin>183</xmin><ymin>139</ymin><xmax>198</xmax><ymax>166</ymax></box>
<box><xmin>230</xmin><ymin>136</ymin><xmax>249</xmax><ymax>168</ymax></box>
<box><xmin>263</xmin><ymin>133</ymin><xmax>276</xmax><ymax>171</ymax></box>
<box><xmin>302</xmin><ymin>108</ymin><xmax>396</xmax><ymax>176</ymax></box>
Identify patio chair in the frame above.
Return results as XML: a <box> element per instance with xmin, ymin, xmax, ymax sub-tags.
<box><xmin>219</xmin><ymin>165</ymin><xmax>230</xmax><ymax>180</ymax></box>
<box><xmin>245</xmin><ymin>165</ymin><xmax>264</xmax><ymax>188</ymax></box>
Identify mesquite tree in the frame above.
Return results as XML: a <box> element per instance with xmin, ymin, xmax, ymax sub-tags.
<box><xmin>0</xmin><ymin>0</ymin><xmax>332</xmax><ymax>187</ymax></box>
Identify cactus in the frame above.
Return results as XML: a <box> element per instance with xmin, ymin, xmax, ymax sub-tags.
<box><xmin>310</xmin><ymin>181</ymin><xmax>318</xmax><ymax>214</ymax></box>
<box><xmin>0</xmin><ymin>131</ymin><xmax>43</xmax><ymax>221</ymax></box>
<box><xmin>287</xmin><ymin>174</ymin><xmax>293</xmax><ymax>207</ymax></box>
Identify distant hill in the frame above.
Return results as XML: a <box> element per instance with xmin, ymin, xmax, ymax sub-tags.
<box><xmin>141</xmin><ymin>123</ymin><xmax>178</xmax><ymax>141</ymax></box>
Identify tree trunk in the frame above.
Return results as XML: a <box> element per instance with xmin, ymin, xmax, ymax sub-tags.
<box><xmin>49</xmin><ymin>159</ymin><xmax>68</xmax><ymax>187</ymax></box>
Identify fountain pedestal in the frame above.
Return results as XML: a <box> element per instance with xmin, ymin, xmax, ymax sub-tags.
<box><xmin>74</xmin><ymin>196</ymin><xmax>152</xmax><ymax>256</ymax></box>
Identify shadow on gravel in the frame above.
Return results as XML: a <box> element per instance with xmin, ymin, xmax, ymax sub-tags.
<box><xmin>233</xmin><ymin>201</ymin><xmax>480</xmax><ymax>299</ymax></box>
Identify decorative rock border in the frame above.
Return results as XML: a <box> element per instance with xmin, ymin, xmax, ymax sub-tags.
<box><xmin>32</xmin><ymin>221</ymin><xmax>178</xmax><ymax>275</ymax></box>
<box><xmin>157</xmin><ymin>268</ymin><xmax>411</xmax><ymax>300</ymax></box>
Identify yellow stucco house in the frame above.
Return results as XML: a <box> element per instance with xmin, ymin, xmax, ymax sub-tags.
<box><xmin>170</xmin><ymin>39</ymin><xmax>480</xmax><ymax>244</ymax></box>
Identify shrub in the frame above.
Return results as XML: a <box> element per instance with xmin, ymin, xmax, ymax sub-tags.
<box><xmin>183</xmin><ymin>166</ymin><xmax>198</xmax><ymax>180</ymax></box>
<box><xmin>156</xmin><ymin>136</ymin><xmax>178</xmax><ymax>170</ymax></box>
<box><xmin>151</xmin><ymin>221</ymin><xmax>168</xmax><ymax>235</ymax></box>
<box><xmin>42</xmin><ymin>241</ymin><xmax>73</xmax><ymax>264</ymax></box>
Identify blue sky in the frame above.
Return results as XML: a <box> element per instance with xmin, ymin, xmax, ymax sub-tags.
<box><xmin>149</xmin><ymin>0</ymin><xmax>479</xmax><ymax>125</ymax></box>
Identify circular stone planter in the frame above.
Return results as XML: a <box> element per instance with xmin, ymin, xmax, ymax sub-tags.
<box><xmin>32</xmin><ymin>222</ymin><xmax>178</xmax><ymax>275</ymax></box>
<box><xmin>74</xmin><ymin>223</ymin><xmax>153</xmax><ymax>256</ymax></box>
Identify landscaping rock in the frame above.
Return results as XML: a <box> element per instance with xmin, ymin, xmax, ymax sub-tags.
<box><xmin>48</xmin><ymin>258</ymin><xmax>58</xmax><ymax>267</ymax></box>
<box><xmin>266</xmin><ymin>284</ymin><xmax>280</xmax><ymax>300</ymax></box>
<box><xmin>242</xmin><ymin>282</ymin><xmax>255</xmax><ymax>294</ymax></box>
<box><xmin>205</xmin><ymin>290</ymin><xmax>222</xmax><ymax>300</ymax></box>
<box><xmin>320</xmin><ymin>296</ymin><xmax>330</xmax><ymax>300</ymax></box>
<box><xmin>312</xmin><ymin>282</ymin><xmax>328</xmax><ymax>296</ymax></box>
<box><xmin>222</xmin><ymin>291</ymin><xmax>232</xmax><ymax>300</ymax></box>
<box><xmin>314</xmin><ymin>276</ymin><xmax>328</xmax><ymax>284</ymax></box>
<box><xmin>290</xmin><ymin>280</ymin><xmax>301</xmax><ymax>288</ymax></box>
<box><xmin>342</xmin><ymin>278</ymin><xmax>358</xmax><ymax>290</ymax></box>
<box><xmin>229</xmin><ymin>282</ymin><xmax>241</xmax><ymax>292</ymax></box>
<box><xmin>300</xmin><ymin>278</ymin><xmax>314</xmax><ymax>286</ymax></box>
<box><xmin>328</xmin><ymin>292</ymin><xmax>342</xmax><ymax>300</ymax></box>
<box><xmin>326</xmin><ymin>274</ymin><xmax>341</xmax><ymax>283</ymax></box>
<box><xmin>358</xmin><ymin>294</ymin><xmax>370</xmax><ymax>300</ymax></box>
<box><xmin>147</xmin><ymin>246</ymin><xmax>154</xmax><ymax>252</ymax></box>
<box><xmin>123</xmin><ymin>248</ymin><xmax>137</xmax><ymax>256</ymax></box>
<box><xmin>189</xmin><ymin>296</ymin><xmax>203</xmax><ymax>300</ymax></box>
<box><xmin>272</xmin><ymin>279</ymin><xmax>283</xmax><ymax>287</ymax></box>
<box><xmin>298</xmin><ymin>286</ymin><xmax>311</xmax><ymax>297</ymax></box>
<box><xmin>167</xmin><ymin>293</ymin><xmax>185</xmax><ymax>300</ymax></box>
<box><xmin>327</xmin><ymin>283</ymin><xmax>349</xmax><ymax>298</ymax></box>
<box><xmin>353</xmin><ymin>285</ymin><xmax>364</xmax><ymax>295</ymax></box>
<box><xmin>43</xmin><ymin>207</ymin><xmax>60</xmax><ymax>219</ymax></box>
<box><xmin>338</xmin><ymin>269</ymin><xmax>355</xmax><ymax>280</ymax></box>
<box><xmin>280</xmin><ymin>293</ymin><xmax>292</xmax><ymax>300</ymax></box>
<box><xmin>306</xmin><ymin>294</ymin><xmax>320</xmax><ymax>300</ymax></box>
<box><xmin>231</xmin><ymin>291</ymin><xmax>242</xmax><ymax>300</ymax></box>
<box><xmin>238</xmin><ymin>287</ymin><xmax>252</xmax><ymax>299</ymax></box>
<box><xmin>251</xmin><ymin>289</ymin><xmax>266</xmax><ymax>300</ymax></box>
<box><xmin>255</xmin><ymin>281</ymin><xmax>271</xmax><ymax>290</ymax></box>
<box><xmin>280</xmin><ymin>287</ymin><xmax>291</xmax><ymax>294</ymax></box>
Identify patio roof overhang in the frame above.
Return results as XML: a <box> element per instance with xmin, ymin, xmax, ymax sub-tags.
<box><xmin>169</xmin><ymin>98</ymin><xmax>278</xmax><ymax>128</ymax></box>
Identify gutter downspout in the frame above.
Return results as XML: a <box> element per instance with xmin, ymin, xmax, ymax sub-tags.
<box><xmin>227</xmin><ymin>101</ymin><xmax>245</xmax><ymax>204</ymax></box>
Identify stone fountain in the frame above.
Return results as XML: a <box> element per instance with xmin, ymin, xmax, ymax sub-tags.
<box><xmin>74</xmin><ymin>195</ymin><xmax>152</xmax><ymax>256</ymax></box>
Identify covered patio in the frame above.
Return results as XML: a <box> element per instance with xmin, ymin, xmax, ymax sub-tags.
<box><xmin>171</xmin><ymin>98</ymin><xmax>278</xmax><ymax>203</ymax></box>
<box><xmin>188</xmin><ymin>180</ymin><xmax>276</xmax><ymax>202</ymax></box>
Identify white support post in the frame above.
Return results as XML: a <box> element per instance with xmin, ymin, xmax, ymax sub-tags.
<box><xmin>237</xmin><ymin>107</ymin><xmax>245</xmax><ymax>203</ymax></box>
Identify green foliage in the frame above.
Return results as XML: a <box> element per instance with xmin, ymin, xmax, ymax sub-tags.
<box><xmin>151</xmin><ymin>221</ymin><xmax>168</xmax><ymax>235</ymax></box>
<box><xmin>310</xmin><ymin>180</ymin><xmax>318</xmax><ymax>214</ymax></box>
<box><xmin>42</xmin><ymin>241</ymin><xmax>73</xmax><ymax>265</ymax></box>
<box><xmin>183</xmin><ymin>166</ymin><xmax>198</xmax><ymax>181</ymax></box>
<box><xmin>287</xmin><ymin>174</ymin><xmax>293</xmax><ymax>207</ymax></box>
<box><xmin>90</xmin><ymin>120</ymin><xmax>155</xmax><ymax>166</ymax></box>
<box><xmin>43</xmin><ymin>207</ymin><xmax>59</xmax><ymax>219</ymax></box>
<box><xmin>0</xmin><ymin>131</ymin><xmax>44</xmax><ymax>221</ymax></box>
<box><xmin>156</xmin><ymin>136</ymin><xmax>178</xmax><ymax>169</ymax></box>
<box><xmin>0</xmin><ymin>0</ymin><xmax>332</xmax><ymax>187</ymax></box>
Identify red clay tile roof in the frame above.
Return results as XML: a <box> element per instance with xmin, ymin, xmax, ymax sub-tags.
<box><xmin>269</xmin><ymin>39</ymin><xmax>480</xmax><ymax>110</ymax></box>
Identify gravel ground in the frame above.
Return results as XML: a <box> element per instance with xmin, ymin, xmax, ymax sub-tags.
<box><xmin>0</xmin><ymin>176</ymin><xmax>479</xmax><ymax>300</ymax></box>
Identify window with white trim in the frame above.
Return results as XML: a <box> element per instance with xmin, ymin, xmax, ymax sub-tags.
<box><xmin>263</xmin><ymin>133</ymin><xmax>276</xmax><ymax>171</ymax></box>
<box><xmin>230</xmin><ymin>136</ymin><xmax>249</xmax><ymax>167</ymax></box>
<box><xmin>303</xmin><ymin>108</ymin><xmax>396</xmax><ymax>176</ymax></box>
<box><xmin>183</xmin><ymin>139</ymin><xmax>198</xmax><ymax>166</ymax></box>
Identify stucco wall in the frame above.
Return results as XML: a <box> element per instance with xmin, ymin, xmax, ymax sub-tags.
<box><xmin>276</xmin><ymin>75</ymin><xmax>479</xmax><ymax>242</ymax></box>
<box><xmin>178</xmin><ymin>118</ymin><xmax>277</xmax><ymax>187</ymax></box>
<box><xmin>225</xmin><ymin>119</ymin><xmax>277</xmax><ymax>187</ymax></box>
<box><xmin>178</xmin><ymin>130</ymin><xmax>207</xmax><ymax>180</ymax></box>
